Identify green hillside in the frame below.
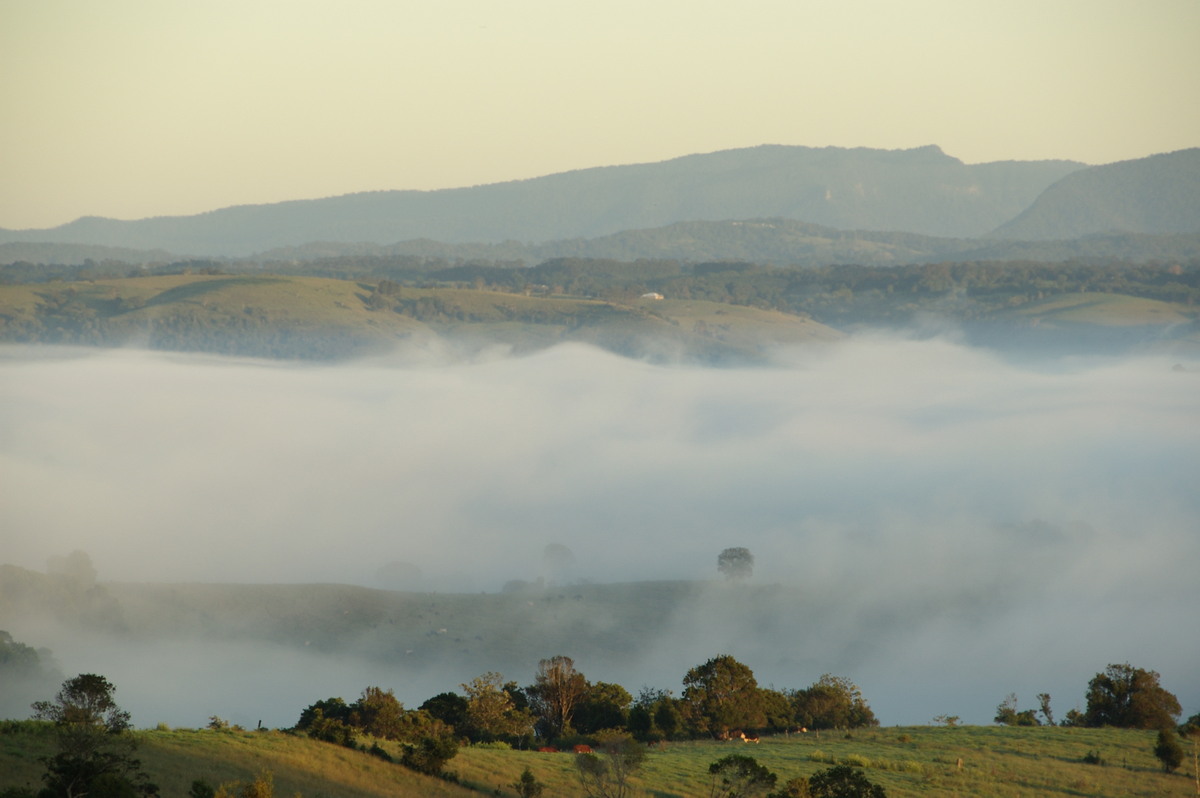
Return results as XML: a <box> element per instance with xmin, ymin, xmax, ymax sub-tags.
<box><xmin>0</xmin><ymin>722</ymin><xmax>1190</xmax><ymax>797</ymax></box>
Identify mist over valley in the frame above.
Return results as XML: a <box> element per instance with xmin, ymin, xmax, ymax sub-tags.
<box><xmin>2</xmin><ymin>336</ymin><xmax>1196</xmax><ymax>731</ymax></box>
<box><xmin>5</xmin><ymin>7</ymin><xmax>1198</xmax><ymax>794</ymax></box>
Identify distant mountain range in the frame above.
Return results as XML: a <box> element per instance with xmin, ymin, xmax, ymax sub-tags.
<box><xmin>1</xmin><ymin>144</ymin><xmax>1196</xmax><ymax>263</ymax></box>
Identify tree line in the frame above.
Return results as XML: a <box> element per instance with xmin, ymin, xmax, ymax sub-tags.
<box><xmin>5</xmin><ymin>646</ymin><xmax>1195</xmax><ymax>798</ymax></box>
<box><xmin>6</xmin><ymin>254</ymin><xmax>1199</xmax><ymax>324</ymax></box>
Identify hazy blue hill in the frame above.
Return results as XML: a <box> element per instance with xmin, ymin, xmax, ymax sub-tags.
<box><xmin>991</xmin><ymin>148</ymin><xmax>1200</xmax><ymax>240</ymax></box>
<box><xmin>0</xmin><ymin>241</ymin><xmax>176</xmax><ymax>266</ymax></box>
<box><xmin>255</xmin><ymin>221</ymin><xmax>1200</xmax><ymax>268</ymax></box>
<box><xmin>0</xmin><ymin>145</ymin><xmax>1083</xmax><ymax>256</ymax></box>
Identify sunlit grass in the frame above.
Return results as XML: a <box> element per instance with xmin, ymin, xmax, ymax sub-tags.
<box><xmin>2</xmin><ymin>723</ymin><xmax>1193</xmax><ymax>797</ymax></box>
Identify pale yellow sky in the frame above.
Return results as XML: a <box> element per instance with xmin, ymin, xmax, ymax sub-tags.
<box><xmin>2</xmin><ymin>0</ymin><xmax>1197</xmax><ymax>229</ymax></box>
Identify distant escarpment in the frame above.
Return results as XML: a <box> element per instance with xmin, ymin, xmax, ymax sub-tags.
<box><xmin>992</xmin><ymin>148</ymin><xmax>1200</xmax><ymax>240</ymax></box>
<box><xmin>0</xmin><ymin>145</ymin><xmax>1082</xmax><ymax>256</ymax></box>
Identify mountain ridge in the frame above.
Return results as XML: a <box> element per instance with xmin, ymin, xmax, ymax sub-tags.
<box><xmin>991</xmin><ymin>147</ymin><xmax>1200</xmax><ymax>239</ymax></box>
<box><xmin>0</xmin><ymin>144</ymin><xmax>1085</xmax><ymax>256</ymax></box>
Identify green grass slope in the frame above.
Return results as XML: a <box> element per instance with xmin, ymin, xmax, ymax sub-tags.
<box><xmin>2</xmin><ymin>723</ymin><xmax>1192</xmax><ymax>797</ymax></box>
<box><xmin>0</xmin><ymin>274</ymin><xmax>431</xmax><ymax>359</ymax></box>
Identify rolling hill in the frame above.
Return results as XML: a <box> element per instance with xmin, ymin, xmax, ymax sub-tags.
<box><xmin>0</xmin><ymin>273</ymin><xmax>842</xmax><ymax>363</ymax></box>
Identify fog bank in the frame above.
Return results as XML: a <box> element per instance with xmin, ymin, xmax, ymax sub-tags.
<box><xmin>1</xmin><ymin>340</ymin><xmax>1197</xmax><ymax>727</ymax></box>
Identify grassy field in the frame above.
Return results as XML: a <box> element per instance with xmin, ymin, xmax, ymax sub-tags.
<box><xmin>2</xmin><ymin>722</ymin><xmax>1194</xmax><ymax>797</ymax></box>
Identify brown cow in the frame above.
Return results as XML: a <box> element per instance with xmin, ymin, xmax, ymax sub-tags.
<box><xmin>537</xmin><ymin>746</ymin><xmax>558</xmax><ymax>753</ymax></box>
<box><xmin>573</xmin><ymin>744</ymin><xmax>593</xmax><ymax>754</ymax></box>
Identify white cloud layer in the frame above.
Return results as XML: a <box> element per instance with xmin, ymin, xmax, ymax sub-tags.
<box><xmin>1</xmin><ymin>339</ymin><xmax>1197</xmax><ymax>727</ymax></box>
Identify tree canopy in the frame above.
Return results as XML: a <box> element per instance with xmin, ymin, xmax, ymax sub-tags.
<box><xmin>1083</xmin><ymin>663</ymin><xmax>1181</xmax><ymax>729</ymax></box>
<box><xmin>717</xmin><ymin>548</ymin><xmax>754</xmax><ymax>580</ymax></box>
<box><xmin>682</xmin><ymin>655</ymin><xmax>764</xmax><ymax>737</ymax></box>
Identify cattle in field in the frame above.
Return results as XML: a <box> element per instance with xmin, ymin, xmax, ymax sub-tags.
<box><xmin>738</xmin><ymin>731</ymin><xmax>760</xmax><ymax>743</ymax></box>
<box><xmin>537</xmin><ymin>746</ymin><xmax>558</xmax><ymax>753</ymax></box>
<box><xmin>573</xmin><ymin>744</ymin><xmax>593</xmax><ymax>754</ymax></box>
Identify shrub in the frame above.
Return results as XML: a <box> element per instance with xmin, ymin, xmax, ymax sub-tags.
<box><xmin>367</xmin><ymin>742</ymin><xmax>393</xmax><ymax>762</ymax></box>
<box><xmin>772</xmin><ymin>777</ymin><xmax>811</xmax><ymax>797</ymax></box>
<box><xmin>1154</xmin><ymin>729</ymin><xmax>1184</xmax><ymax>773</ymax></box>
<box><xmin>400</xmin><ymin>732</ymin><xmax>459</xmax><ymax>775</ymax></box>
<box><xmin>189</xmin><ymin>781</ymin><xmax>215</xmax><ymax>798</ymax></box>
<box><xmin>708</xmin><ymin>754</ymin><xmax>777</xmax><ymax>798</ymax></box>
<box><xmin>807</xmin><ymin>765</ymin><xmax>887</xmax><ymax>798</ymax></box>
<box><xmin>511</xmin><ymin>767</ymin><xmax>545</xmax><ymax>798</ymax></box>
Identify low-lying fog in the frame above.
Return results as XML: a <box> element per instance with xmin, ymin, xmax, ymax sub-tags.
<box><xmin>2</xmin><ymin>338</ymin><xmax>1197</xmax><ymax>729</ymax></box>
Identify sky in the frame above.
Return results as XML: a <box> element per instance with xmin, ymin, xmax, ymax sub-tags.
<box><xmin>2</xmin><ymin>339</ymin><xmax>1197</xmax><ymax>726</ymax></box>
<box><xmin>2</xmin><ymin>0</ymin><xmax>1198</xmax><ymax>230</ymax></box>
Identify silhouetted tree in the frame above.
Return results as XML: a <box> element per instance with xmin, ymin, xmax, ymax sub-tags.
<box><xmin>420</xmin><ymin>692</ymin><xmax>468</xmax><ymax>730</ymax></box>
<box><xmin>1036</xmin><ymin>693</ymin><xmax>1054</xmax><ymax>726</ymax></box>
<box><xmin>717</xmin><ymin>548</ymin><xmax>754</xmax><ymax>580</ymax></box>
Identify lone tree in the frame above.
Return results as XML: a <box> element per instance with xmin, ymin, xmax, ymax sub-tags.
<box><xmin>717</xmin><ymin>548</ymin><xmax>754</xmax><ymax>581</ymax></box>
<box><xmin>32</xmin><ymin>673</ymin><xmax>159</xmax><ymax>797</ymax></box>
<box><xmin>1036</xmin><ymin>693</ymin><xmax>1054</xmax><ymax>726</ymax></box>
<box><xmin>1084</xmin><ymin>663</ymin><xmax>1181</xmax><ymax>729</ymax></box>
<box><xmin>1154</xmin><ymin>728</ymin><xmax>1184</xmax><ymax>773</ymax></box>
